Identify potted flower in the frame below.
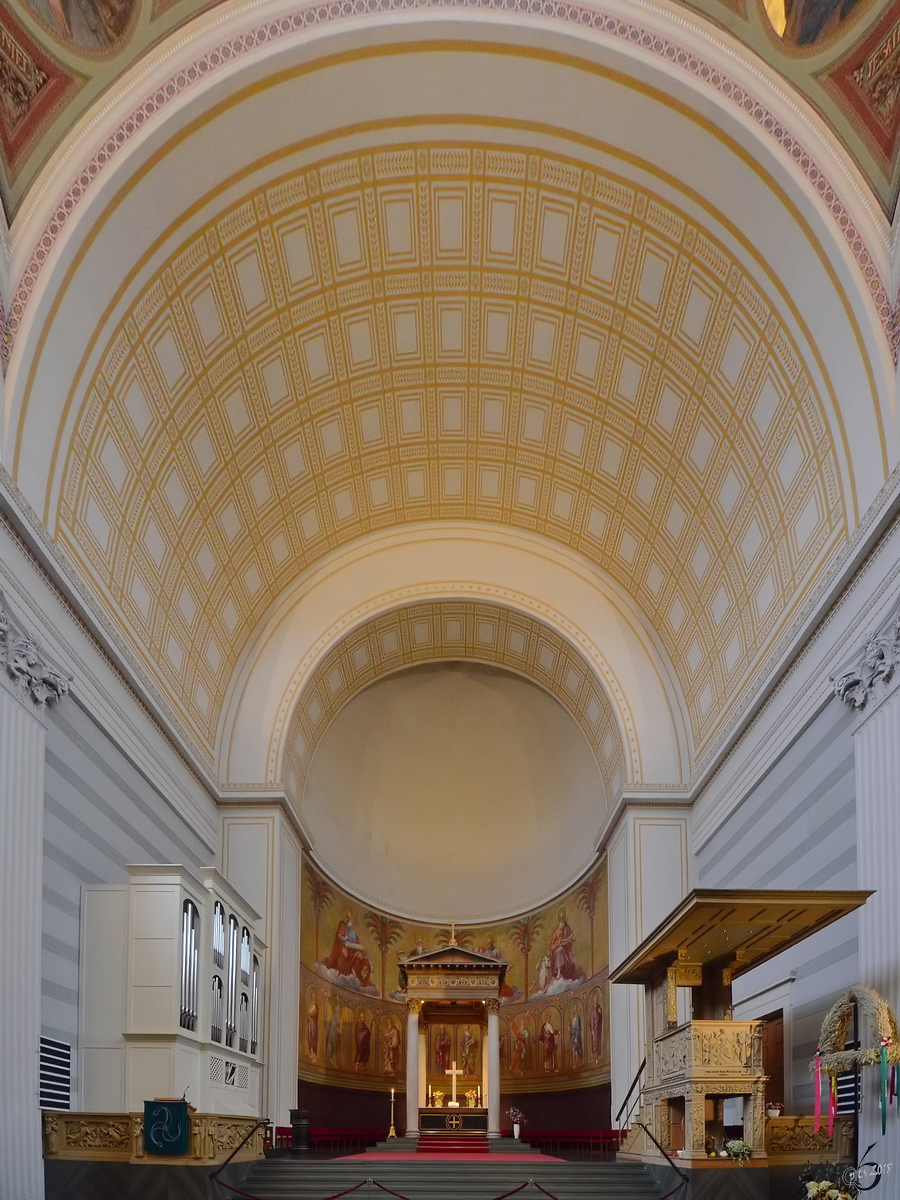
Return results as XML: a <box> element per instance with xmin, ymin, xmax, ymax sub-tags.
<box><xmin>767</xmin><ymin>1101</ymin><xmax>784</xmax><ymax>1119</ymax></box>
<box><xmin>507</xmin><ymin>1106</ymin><xmax>527</xmax><ymax>1140</ymax></box>
<box><xmin>725</xmin><ymin>1139</ymin><xmax>752</xmax><ymax>1165</ymax></box>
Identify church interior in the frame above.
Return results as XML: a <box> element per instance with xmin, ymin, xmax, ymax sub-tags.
<box><xmin>3</xmin><ymin>0</ymin><xmax>900</xmax><ymax>1197</ymax></box>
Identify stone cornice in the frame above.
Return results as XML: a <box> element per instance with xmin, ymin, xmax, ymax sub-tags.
<box><xmin>0</xmin><ymin>589</ymin><xmax>69</xmax><ymax>708</ymax></box>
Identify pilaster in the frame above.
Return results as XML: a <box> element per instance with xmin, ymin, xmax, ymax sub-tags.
<box><xmin>221</xmin><ymin>808</ymin><xmax>302</xmax><ymax>1127</ymax></box>
<box><xmin>833</xmin><ymin>594</ymin><xmax>900</xmax><ymax>1173</ymax></box>
<box><xmin>853</xmin><ymin>692</ymin><xmax>900</xmax><ymax>1171</ymax></box>
<box><xmin>606</xmin><ymin>804</ymin><xmax>691</xmax><ymax>1122</ymax></box>
<box><xmin>0</xmin><ymin>592</ymin><xmax>69</xmax><ymax>1200</ymax></box>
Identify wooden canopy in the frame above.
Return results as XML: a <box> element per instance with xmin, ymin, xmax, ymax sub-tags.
<box><xmin>609</xmin><ymin>889</ymin><xmax>872</xmax><ymax>987</ymax></box>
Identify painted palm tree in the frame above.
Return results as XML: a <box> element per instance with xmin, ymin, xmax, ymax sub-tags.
<box><xmin>365</xmin><ymin>911</ymin><xmax>405</xmax><ymax>998</ymax></box>
<box><xmin>576</xmin><ymin>870</ymin><xmax>602</xmax><ymax>977</ymax></box>
<box><xmin>508</xmin><ymin>915</ymin><xmax>542</xmax><ymax>1000</ymax></box>
<box><xmin>305</xmin><ymin>865</ymin><xmax>334</xmax><ymax>963</ymax></box>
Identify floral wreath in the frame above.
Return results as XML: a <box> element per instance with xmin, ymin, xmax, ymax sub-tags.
<box><xmin>815</xmin><ymin>986</ymin><xmax>900</xmax><ymax>1137</ymax></box>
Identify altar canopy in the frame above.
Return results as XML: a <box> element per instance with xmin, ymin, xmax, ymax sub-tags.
<box><xmin>399</xmin><ymin>942</ymin><xmax>507</xmax><ymax>1137</ymax></box>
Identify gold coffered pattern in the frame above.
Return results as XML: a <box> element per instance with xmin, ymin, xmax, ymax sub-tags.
<box><xmin>282</xmin><ymin>600</ymin><xmax>627</xmax><ymax>804</ymax></box>
<box><xmin>56</xmin><ymin>142</ymin><xmax>847</xmax><ymax>759</ymax></box>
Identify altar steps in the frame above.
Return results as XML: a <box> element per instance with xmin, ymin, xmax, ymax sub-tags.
<box><xmin>416</xmin><ymin>1133</ymin><xmax>489</xmax><ymax>1153</ymax></box>
<box><xmin>239</xmin><ymin>1157</ymin><xmax>664</xmax><ymax>1199</ymax></box>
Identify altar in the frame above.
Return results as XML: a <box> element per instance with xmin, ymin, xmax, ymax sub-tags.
<box><xmin>398</xmin><ymin>932</ymin><xmax>508</xmax><ymax>1137</ymax></box>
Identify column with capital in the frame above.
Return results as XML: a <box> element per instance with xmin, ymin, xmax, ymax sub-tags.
<box><xmin>832</xmin><ymin>594</ymin><xmax>900</xmax><ymax>1178</ymax></box>
<box><xmin>0</xmin><ymin>593</ymin><xmax>70</xmax><ymax>1200</ymax></box>
<box><xmin>486</xmin><ymin>998</ymin><xmax>501</xmax><ymax>1137</ymax></box>
<box><xmin>406</xmin><ymin>1000</ymin><xmax>421</xmax><ymax>1136</ymax></box>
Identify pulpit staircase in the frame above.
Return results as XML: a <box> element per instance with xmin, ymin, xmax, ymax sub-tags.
<box><xmin>615</xmin><ymin>1057</ymin><xmax>652</xmax><ymax>1159</ymax></box>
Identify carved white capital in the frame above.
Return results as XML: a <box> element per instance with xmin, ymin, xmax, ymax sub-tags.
<box><xmin>832</xmin><ymin>593</ymin><xmax>900</xmax><ymax>711</ymax></box>
<box><xmin>0</xmin><ymin>590</ymin><xmax>70</xmax><ymax>709</ymax></box>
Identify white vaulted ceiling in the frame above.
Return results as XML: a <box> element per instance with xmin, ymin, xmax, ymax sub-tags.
<box><xmin>3</xmin><ymin>14</ymin><xmax>894</xmax><ymax>877</ymax></box>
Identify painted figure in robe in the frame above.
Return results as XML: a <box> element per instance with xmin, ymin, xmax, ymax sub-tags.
<box><xmin>326</xmin><ymin>997</ymin><xmax>343</xmax><ymax>1065</ymax></box>
<box><xmin>549</xmin><ymin>907</ymin><xmax>583</xmax><ymax>984</ymax></box>
<box><xmin>540</xmin><ymin>1018</ymin><xmax>559</xmax><ymax>1072</ymax></box>
<box><xmin>570</xmin><ymin>1012</ymin><xmax>583</xmax><ymax>1067</ymax></box>
<box><xmin>435</xmin><ymin>1025</ymin><xmax>451</xmax><ymax>1072</ymax></box>
<box><xmin>460</xmin><ymin>1026</ymin><xmax>476</xmax><ymax>1075</ymax></box>
<box><xmin>511</xmin><ymin>1022</ymin><xmax>530</xmax><ymax>1073</ymax></box>
<box><xmin>323</xmin><ymin>911</ymin><xmax>373</xmax><ymax>988</ymax></box>
<box><xmin>307</xmin><ymin>999</ymin><xmax>319</xmax><ymax>1060</ymax></box>
<box><xmin>590</xmin><ymin>1002</ymin><xmax>603</xmax><ymax>1060</ymax></box>
<box><xmin>383</xmin><ymin>1020</ymin><xmax>401</xmax><ymax>1075</ymax></box>
<box><xmin>354</xmin><ymin>1014</ymin><xmax>372</xmax><ymax>1069</ymax></box>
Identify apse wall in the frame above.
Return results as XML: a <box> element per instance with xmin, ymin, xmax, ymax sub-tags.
<box><xmin>299</xmin><ymin>857</ymin><xmax>609</xmax><ymax>1095</ymax></box>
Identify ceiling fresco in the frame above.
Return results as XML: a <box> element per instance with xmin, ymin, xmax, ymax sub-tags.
<box><xmin>0</xmin><ymin>0</ymin><xmax>899</xmax><ymax>218</ymax></box>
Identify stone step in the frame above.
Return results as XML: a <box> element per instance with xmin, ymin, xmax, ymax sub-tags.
<box><xmin>416</xmin><ymin>1133</ymin><xmax>490</xmax><ymax>1152</ymax></box>
<box><xmin>240</xmin><ymin>1158</ymin><xmax>663</xmax><ymax>1200</ymax></box>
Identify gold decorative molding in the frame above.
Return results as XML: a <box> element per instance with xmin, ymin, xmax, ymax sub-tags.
<box><xmin>41</xmin><ymin>1111</ymin><xmax>265</xmax><ymax>1164</ymax></box>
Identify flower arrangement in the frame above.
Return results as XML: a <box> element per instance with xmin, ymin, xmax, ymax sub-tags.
<box><xmin>433</xmin><ymin>1089</ymin><xmax>444</xmax><ymax>1108</ymax></box>
<box><xmin>804</xmin><ymin>1184</ymin><xmax>854</xmax><ymax>1200</ymax></box>
<box><xmin>799</xmin><ymin>1163</ymin><xmax>857</xmax><ymax>1199</ymax></box>
<box><xmin>767</xmin><ymin>1101</ymin><xmax>784</xmax><ymax>1113</ymax></box>
<box><xmin>465</xmin><ymin>1089</ymin><xmax>478</xmax><ymax>1108</ymax></box>
<box><xmin>506</xmin><ymin>1106</ymin><xmax>527</xmax><ymax>1125</ymax></box>
<box><xmin>724</xmin><ymin>1139</ymin><xmax>751</xmax><ymax>1164</ymax></box>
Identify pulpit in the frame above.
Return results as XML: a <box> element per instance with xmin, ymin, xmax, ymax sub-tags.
<box><xmin>611</xmin><ymin>889</ymin><xmax>871</xmax><ymax>1167</ymax></box>
<box><xmin>398</xmin><ymin>938</ymin><xmax>507</xmax><ymax>1138</ymax></box>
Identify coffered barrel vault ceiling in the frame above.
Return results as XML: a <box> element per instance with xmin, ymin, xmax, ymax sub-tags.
<box><xmin>54</xmin><ymin>141</ymin><xmax>848</xmax><ymax>767</ymax></box>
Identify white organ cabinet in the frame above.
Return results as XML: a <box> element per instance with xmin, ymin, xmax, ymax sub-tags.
<box><xmin>80</xmin><ymin>864</ymin><xmax>265</xmax><ymax>1116</ymax></box>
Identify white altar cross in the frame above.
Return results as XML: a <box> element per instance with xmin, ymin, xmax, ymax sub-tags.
<box><xmin>445</xmin><ymin>1059</ymin><xmax>463</xmax><ymax>1108</ymax></box>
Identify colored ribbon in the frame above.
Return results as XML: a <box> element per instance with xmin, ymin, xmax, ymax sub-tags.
<box><xmin>881</xmin><ymin>1038</ymin><xmax>892</xmax><ymax>1135</ymax></box>
<box><xmin>814</xmin><ymin>1048</ymin><xmax>822</xmax><ymax>1133</ymax></box>
<box><xmin>828</xmin><ymin>1073</ymin><xmax>836</xmax><ymax>1140</ymax></box>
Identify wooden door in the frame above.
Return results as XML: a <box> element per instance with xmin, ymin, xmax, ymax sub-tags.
<box><xmin>760</xmin><ymin>1010</ymin><xmax>784</xmax><ymax>1110</ymax></box>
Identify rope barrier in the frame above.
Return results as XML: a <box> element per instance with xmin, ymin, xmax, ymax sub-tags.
<box><xmin>529</xmin><ymin>1182</ymin><xmax>562</xmax><ymax>1199</ymax></box>
<box><xmin>212</xmin><ymin>1166</ymin><xmax>565</xmax><ymax>1200</ymax></box>
<box><xmin>486</xmin><ymin>1182</ymin><xmax>530</xmax><ymax>1200</ymax></box>
<box><xmin>370</xmin><ymin>1180</ymin><xmax>413</xmax><ymax>1200</ymax></box>
<box><xmin>213</xmin><ymin>1177</ymin><xmax>369</xmax><ymax>1200</ymax></box>
<box><xmin>657</xmin><ymin>1179</ymin><xmax>689</xmax><ymax>1200</ymax></box>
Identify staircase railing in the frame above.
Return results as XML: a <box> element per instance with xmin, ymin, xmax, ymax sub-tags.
<box><xmin>615</xmin><ymin>1057</ymin><xmax>646</xmax><ymax>1130</ymax></box>
<box><xmin>635</xmin><ymin>1123</ymin><xmax>688</xmax><ymax>1199</ymax></box>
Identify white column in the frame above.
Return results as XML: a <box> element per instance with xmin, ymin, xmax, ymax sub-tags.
<box><xmin>418</xmin><ymin>1025</ymin><xmax>426</xmax><ymax>1109</ymax></box>
<box><xmin>406</xmin><ymin>1001</ymin><xmax>420</xmax><ymax>1136</ymax></box>
<box><xmin>222</xmin><ymin>809</ymin><xmax>302</xmax><ymax>1126</ymax></box>
<box><xmin>487</xmin><ymin>1000</ymin><xmax>500</xmax><ymax>1137</ymax></box>
<box><xmin>0</xmin><ymin>674</ymin><xmax>53</xmax><ymax>1199</ymax></box>
<box><xmin>854</xmin><ymin>686</ymin><xmax>900</xmax><ymax>1173</ymax></box>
